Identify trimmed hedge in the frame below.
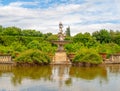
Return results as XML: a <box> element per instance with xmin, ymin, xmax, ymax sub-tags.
<box><xmin>15</xmin><ymin>49</ymin><xmax>50</xmax><ymax>64</ymax></box>
<box><xmin>73</xmin><ymin>48</ymin><xmax>102</xmax><ymax>64</ymax></box>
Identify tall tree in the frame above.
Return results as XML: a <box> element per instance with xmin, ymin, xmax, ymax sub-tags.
<box><xmin>92</xmin><ymin>29</ymin><xmax>111</xmax><ymax>43</ymax></box>
<box><xmin>0</xmin><ymin>25</ymin><xmax>3</xmax><ymax>32</ymax></box>
<box><xmin>65</xmin><ymin>26</ymin><xmax>71</xmax><ymax>37</ymax></box>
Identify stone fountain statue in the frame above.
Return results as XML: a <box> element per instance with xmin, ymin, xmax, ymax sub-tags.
<box><xmin>58</xmin><ymin>22</ymin><xmax>65</xmax><ymax>41</ymax></box>
<box><xmin>51</xmin><ymin>22</ymin><xmax>71</xmax><ymax>64</ymax></box>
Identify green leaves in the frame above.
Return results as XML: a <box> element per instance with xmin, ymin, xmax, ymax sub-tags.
<box><xmin>92</xmin><ymin>29</ymin><xmax>111</xmax><ymax>43</ymax></box>
<box><xmin>27</xmin><ymin>40</ymin><xmax>40</xmax><ymax>49</ymax></box>
<box><xmin>73</xmin><ymin>32</ymin><xmax>97</xmax><ymax>48</ymax></box>
<box><xmin>2</xmin><ymin>26</ymin><xmax>21</xmax><ymax>36</ymax></box>
<box><xmin>0</xmin><ymin>25</ymin><xmax>120</xmax><ymax>65</ymax></box>
<box><xmin>65</xmin><ymin>26</ymin><xmax>71</xmax><ymax>37</ymax></box>
<box><xmin>15</xmin><ymin>49</ymin><xmax>50</xmax><ymax>64</ymax></box>
<box><xmin>65</xmin><ymin>43</ymin><xmax>84</xmax><ymax>53</ymax></box>
<box><xmin>73</xmin><ymin>48</ymin><xmax>102</xmax><ymax>64</ymax></box>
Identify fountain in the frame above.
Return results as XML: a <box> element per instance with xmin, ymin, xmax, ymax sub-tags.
<box><xmin>51</xmin><ymin>22</ymin><xmax>71</xmax><ymax>64</ymax></box>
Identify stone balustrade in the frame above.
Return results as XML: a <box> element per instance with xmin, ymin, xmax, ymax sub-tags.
<box><xmin>105</xmin><ymin>53</ymin><xmax>120</xmax><ymax>64</ymax></box>
<box><xmin>110</xmin><ymin>54</ymin><xmax>120</xmax><ymax>62</ymax></box>
<box><xmin>0</xmin><ymin>55</ymin><xmax>12</xmax><ymax>63</ymax></box>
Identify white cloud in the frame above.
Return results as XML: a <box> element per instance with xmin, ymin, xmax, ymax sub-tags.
<box><xmin>0</xmin><ymin>1</ymin><xmax>120</xmax><ymax>35</ymax></box>
<box><xmin>71</xmin><ymin>23</ymin><xmax>120</xmax><ymax>35</ymax></box>
<box><xmin>9</xmin><ymin>1</ymin><xmax>39</xmax><ymax>7</ymax></box>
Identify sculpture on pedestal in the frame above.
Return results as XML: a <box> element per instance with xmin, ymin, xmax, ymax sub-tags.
<box><xmin>51</xmin><ymin>22</ymin><xmax>71</xmax><ymax>64</ymax></box>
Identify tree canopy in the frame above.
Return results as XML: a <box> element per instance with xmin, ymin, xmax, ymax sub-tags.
<box><xmin>0</xmin><ymin>25</ymin><xmax>120</xmax><ymax>64</ymax></box>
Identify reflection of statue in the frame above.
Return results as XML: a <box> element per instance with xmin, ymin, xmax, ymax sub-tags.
<box><xmin>51</xmin><ymin>65</ymin><xmax>72</xmax><ymax>87</ymax></box>
<box><xmin>51</xmin><ymin>22</ymin><xmax>71</xmax><ymax>64</ymax></box>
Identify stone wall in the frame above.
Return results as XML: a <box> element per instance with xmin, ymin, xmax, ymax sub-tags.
<box><xmin>109</xmin><ymin>54</ymin><xmax>120</xmax><ymax>63</ymax></box>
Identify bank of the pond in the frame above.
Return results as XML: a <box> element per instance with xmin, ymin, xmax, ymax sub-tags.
<box><xmin>72</xmin><ymin>62</ymin><xmax>105</xmax><ymax>67</ymax></box>
<box><xmin>13</xmin><ymin>61</ymin><xmax>104</xmax><ymax>67</ymax></box>
<box><xmin>15</xmin><ymin>62</ymin><xmax>50</xmax><ymax>66</ymax></box>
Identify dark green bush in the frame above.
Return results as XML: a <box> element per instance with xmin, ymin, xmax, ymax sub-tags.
<box><xmin>15</xmin><ymin>49</ymin><xmax>50</xmax><ymax>64</ymax></box>
<box><xmin>73</xmin><ymin>48</ymin><xmax>102</xmax><ymax>64</ymax></box>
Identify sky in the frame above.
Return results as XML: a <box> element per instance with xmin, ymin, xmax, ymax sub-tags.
<box><xmin>0</xmin><ymin>0</ymin><xmax>120</xmax><ymax>35</ymax></box>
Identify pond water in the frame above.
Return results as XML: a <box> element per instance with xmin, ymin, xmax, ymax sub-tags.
<box><xmin>0</xmin><ymin>64</ymin><xmax>120</xmax><ymax>91</ymax></box>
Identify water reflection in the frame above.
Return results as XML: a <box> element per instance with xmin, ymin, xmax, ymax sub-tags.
<box><xmin>11</xmin><ymin>65</ymin><xmax>52</xmax><ymax>86</ymax></box>
<box><xmin>0</xmin><ymin>64</ymin><xmax>120</xmax><ymax>91</ymax></box>
<box><xmin>0</xmin><ymin>65</ymin><xmax>108</xmax><ymax>85</ymax></box>
<box><xmin>51</xmin><ymin>65</ymin><xmax>72</xmax><ymax>86</ymax></box>
<box><xmin>107</xmin><ymin>64</ymin><xmax>120</xmax><ymax>73</ymax></box>
<box><xmin>0</xmin><ymin>64</ymin><xmax>13</xmax><ymax>76</ymax></box>
<box><xmin>70</xmin><ymin>66</ymin><xmax>107</xmax><ymax>80</ymax></box>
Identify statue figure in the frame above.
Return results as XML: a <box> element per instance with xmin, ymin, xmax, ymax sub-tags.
<box><xmin>58</xmin><ymin>22</ymin><xmax>65</xmax><ymax>41</ymax></box>
<box><xmin>59</xmin><ymin>22</ymin><xmax>63</xmax><ymax>33</ymax></box>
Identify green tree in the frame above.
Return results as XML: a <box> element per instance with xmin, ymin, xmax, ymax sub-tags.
<box><xmin>43</xmin><ymin>32</ymin><xmax>53</xmax><ymax>39</ymax></box>
<box><xmin>3</xmin><ymin>26</ymin><xmax>21</xmax><ymax>36</ymax></box>
<box><xmin>46</xmin><ymin>34</ymin><xmax>58</xmax><ymax>41</ymax></box>
<box><xmin>73</xmin><ymin>32</ymin><xmax>97</xmax><ymax>47</ymax></box>
<box><xmin>21</xmin><ymin>29</ymin><xmax>43</xmax><ymax>37</ymax></box>
<box><xmin>65</xmin><ymin>42</ymin><xmax>84</xmax><ymax>53</ymax></box>
<box><xmin>65</xmin><ymin>26</ymin><xmax>71</xmax><ymax>37</ymax></box>
<box><xmin>113</xmin><ymin>34</ymin><xmax>120</xmax><ymax>45</ymax></box>
<box><xmin>0</xmin><ymin>25</ymin><xmax>3</xmax><ymax>34</ymax></box>
<box><xmin>92</xmin><ymin>29</ymin><xmax>111</xmax><ymax>43</ymax></box>
<box><xmin>27</xmin><ymin>40</ymin><xmax>40</xmax><ymax>49</ymax></box>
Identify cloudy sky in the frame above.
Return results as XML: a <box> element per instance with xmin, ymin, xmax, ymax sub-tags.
<box><xmin>0</xmin><ymin>0</ymin><xmax>120</xmax><ymax>35</ymax></box>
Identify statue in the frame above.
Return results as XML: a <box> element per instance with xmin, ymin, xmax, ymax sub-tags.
<box><xmin>58</xmin><ymin>22</ymin><xmax>65</xmax><ymax>41</ymax></box>
<box><xmin>59</xmin><ymin>22</ymin><xmax>63</xmax><ymax>33</ymax></box>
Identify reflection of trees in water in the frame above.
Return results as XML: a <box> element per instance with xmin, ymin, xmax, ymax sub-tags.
<box><xmin>70</xmin><ymin>66</ymin><xmax>107</xmax><ymax>80</ymax></box>
<box><xmin>107</xmin><ymin>64</ymin><xmax>120</xmax><ymax>73</ymax></box>
<box><xmin>65</xmin><ymin>78</ymin><xmax>72</xmax><ymax>86</ymax></box>
<box><xmin>12</xmin><ymin>65</ymin><xmax>72</xmax><ymax>87</ymax></box>
<box><xmin>11</xmin><ymin>66</ymin><xmax>52</xmax><ymax>86</ymax></box>
<box><xmin>1</xmin><ymin>64</ymin><xmax>117</xmax><ymax>87</ymax></box>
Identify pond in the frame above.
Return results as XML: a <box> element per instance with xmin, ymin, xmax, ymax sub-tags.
<box><xmin>0</xmin><ymin>64</ymin><xmax>120</xmax><ymax>91</ymax></box>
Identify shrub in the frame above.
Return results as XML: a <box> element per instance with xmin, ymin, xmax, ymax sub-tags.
<box><xmin>73</xmin><ymin>48</ymin><xmax>102</xmax><ymax>64</ymax></box>
<box><xmin>65</xmin><ymin>43</ymin><xmax>84</xmax><ymax>53</ymax></box>
<box><xmin>97</xmin><ymin>43</ymin><xmax>120</xmax><ymax>58</ymax></box>
<box><xmin>15</xmin><ymin>49</ymin><xmax>50</xmax><ymax>64</ymax></box>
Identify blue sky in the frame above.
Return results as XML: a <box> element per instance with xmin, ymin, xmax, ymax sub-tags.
<box><xmin>0</xmin><ymin>0</ymin><xmax>120</xmax><ymax>35</ymax></box>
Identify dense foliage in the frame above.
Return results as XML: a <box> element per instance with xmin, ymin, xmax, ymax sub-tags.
<box><xmin>15</xmin><ymin>49</ymin><xmax>50</xmax><ymax>64</ymax></box>
<box><xmin>73</xmin><ymin>48</ymin><xmax>102</xmax><ymax>64</ymax></box>
<box><xmin>0</xmin><ymin>25</ymin><xmax>120</xmax><ymax>64</ymax></box>
<box><xmin>0</xmin><ymin>26</ymin><xmax>57</xmax><ymax>64</ymax></box>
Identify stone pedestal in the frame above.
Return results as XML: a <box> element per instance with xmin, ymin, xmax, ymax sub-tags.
<box><xmin>51</xmin><ymin>52</ymin><xmax>71</xmax><ymax>64</ymax></box>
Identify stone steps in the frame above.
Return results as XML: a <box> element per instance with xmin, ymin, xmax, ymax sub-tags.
<box><xmin>52</xmin><ymin>51</ymin><xmax>71</xmax><ymax>65</ymax></box>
